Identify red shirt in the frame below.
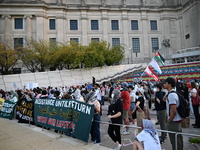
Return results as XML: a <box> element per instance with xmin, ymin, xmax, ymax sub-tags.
<box><xmin>120</xmin><ymin>91</ymin><xmax>130</xmax><ymax>110</ymax></box>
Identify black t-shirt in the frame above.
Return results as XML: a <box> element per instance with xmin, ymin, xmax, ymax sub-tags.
<box><xmin>108</xmin><ymin>99</ymin><xmax>123</xmax><ymax>124</ymax></box>
<box><xmin>135</xmin><ymin>96</ymin><xmax>144</xmax><ymax>111</ymax></box>
<box><xmin>155</xmin><ymin>91</ymin><xmax>166</xmax><ymax>110</ymax></box>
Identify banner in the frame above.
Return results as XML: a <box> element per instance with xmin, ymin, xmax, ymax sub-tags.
<box><xmin>0</xmin><ymin>98</ymin><xmax>5</xmax><ymax>110</ymax></box>
<box><xmin>34</xmin><ymin>98</ymin><xmax>94</xmax><ymax>142</ymax></box>
<box><xmin>16</xmin><ymin>98</ymin><xmax>34</xmax><ymax>123</ymax></box>
<box><xmin>0</xmin><ymin>100</ymin><xmax>17</xmax><ymax>119</ymax></box>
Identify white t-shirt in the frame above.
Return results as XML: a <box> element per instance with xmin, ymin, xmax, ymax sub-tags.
<box><xmin>130</xmin><ymin>91</ymin><xmax>136</xmax><ymax>102</ymax></box>
<box><xmin>166</xmin><ymin>89</ymin><xmax>182</xmax><ymax>121</ymax></box>
<box><xmin>137</xmin><ymin>130</ymin><xmax>161</xmax><ymax>150</ymax></box>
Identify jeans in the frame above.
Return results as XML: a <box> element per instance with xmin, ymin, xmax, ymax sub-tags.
<box><xmin>167</xmin><ymin>121</ymin><xmax>183</xmax><ymax>150</ymax></box>
<box><xmin>157</xmin><ymin>110</ymin><xmax>167</xmax><ymax>141</ymax></box>
<box><xmin>90</xmin><ymin>114</ymin><xmax>101</xmax><ymax>143</ymax></box>
<box><xmin>101</xmin><ymin>96</ymin><xmax>104</xmax><ymax>105</ymax></box>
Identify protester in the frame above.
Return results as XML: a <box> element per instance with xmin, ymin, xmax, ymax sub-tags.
<box><xmin>107</xmin><ymin>89</ymin><xmax>123</xmax><ymax>150</ymax></box>
<box><xmin>133</xmin><ymin>119</ymin><xmax>161</xmax><ymax>150</ymax></box>
<box><xmin>154</xmin><ymin>84</ymin><xmax>167</xmax><ymax>144</ymax></box>
<box><xmin>87</xmin><ymin>91</ymin><xmax>101</xmax><ymax>145</ymax></box>
<box><xmin>120</xmin><ymin>82</ymin><xmax>131</xmax><ymax>134</ymax></box>
<box><xmin>163</xmin><ymin>77</ymin><xmax>183</xmax><ymax>150</ymax></box>
<box><xmin>100</xmin><ymin>82</ymin><xmax>106</xmax><ymax>105</ymax></box>
<box><xmin>135</xmin><ymin>88</ymin><xmax>145</xmax><ymax>133</ymax></box>
<box><xmin>143</xmin><ymin>81</ymin><xmax>152</xmax><ymax>110</ymax></box>
<box><xmin>190</xmin><ymin>82</ymin><xmax>200</xmax><ymax>128</ymax></box>
<box><xmin>128</xmin><ymin>85</ymin><xmax>136</xmax><ymax>124</ymax></box>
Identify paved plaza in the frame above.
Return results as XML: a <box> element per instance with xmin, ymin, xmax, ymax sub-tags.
<box><xmin>0</xmin><ymin>101</ymin><xmax>200</xmax><ymax>150</ymax></box>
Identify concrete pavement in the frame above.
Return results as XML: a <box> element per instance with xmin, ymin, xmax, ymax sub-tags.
<box><xmin>0</xmin><ymin>101</ymin><xmax>200</xmax><ymax>150</ymax></box>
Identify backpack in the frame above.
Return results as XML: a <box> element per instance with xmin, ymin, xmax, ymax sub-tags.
<box><xmin>168</xmin><ymin>91</ymin><xmax>190</xmax><ymax>118</ymax></box>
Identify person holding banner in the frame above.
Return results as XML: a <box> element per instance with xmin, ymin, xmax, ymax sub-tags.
<box><xmin>87</xmin><ymin>91</ymin><xmax>101</xmax><ymax>145</ymax></box>
<box><xmin>107</xmin><ymin>89</ymin><xmax>123</xmax><ymax>150</ymax></box>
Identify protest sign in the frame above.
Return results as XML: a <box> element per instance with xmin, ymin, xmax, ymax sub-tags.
<box><xmin>0</xmin><ymin>98</ymin><xmax>5</xmax><ymax>110</ymax></box>
<box><xmin>16</xmin><ymin>98</ymin><xmax>34</xmax><ymax>123</ymax></box>
<box><xmin>34</xmin><ymin>98</ymin><xmax>94</xmax><ymax>142</ymax></box>
<box><xmin>0</xmin><ymin>100</ymin><xmax>16</xmax><ymax>119</ymax></box>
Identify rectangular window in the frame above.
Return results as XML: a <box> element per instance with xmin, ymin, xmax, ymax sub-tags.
<box><xmin>150</xmin><ymin>20</ymin><xmax>157</xmax><ymax>30</ymax></box>
<box><xmin>131</xmin><ymin>20</ymin><xmax>138</xmax><ymax>30</ymax></box>
<box><xmin>111</xmin><ymin>20</ymin><xmax>119</xmax><ymax>30</ymax></box>
<box><xmin>14</xmin><ymin>38</ymin><xmax>23</xmax><ymax>49</ymax></box>
<box><xmin>151</xmin><ymin>38</ymin><xmax>159</xmax><ymax>51</ymax></box>
<box><xmin>132</xmin><ymin>38</ymin><xmax>140</xmax><ymax>52</ymax></box>
<box><xmin>70</xmin><ymin>38</ymin><xmax>79</xmax><ymax>43</ymax></box>
<box><xmin>15</xmin><ymin>18</ymin><xmax>23</xmax><ymax>29</ymax></box>
<box><xmin>70</xmin><ymin>20</ymin><xmax>78</xmax><ymax>30</ymax></box>
<box><xmin>49</xmin><ymin>38</ymin><xmax>56</xmax><ymax>42</ymax></box>
<box><xmin>91</xmin><ymin>20</ymin><xmax>99</xmax><ymax>30</ymax></box>
<box><xmin>91</xmin><ymin>38</ymin><xmax>100</xmax><ymax>42</ymax></box>
<box><xmin>112</xmin><ymin>38</ymin><xmax>120</xmax><ymax>46</ymax></box>
<box><xmin>49</xmin><ymin>19</ymin><xmax>56</xmax><ymax>30</ymax></box>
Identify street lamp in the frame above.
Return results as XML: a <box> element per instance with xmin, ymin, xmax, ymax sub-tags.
<box><xmin>129</xmin><ymin>47</ymin><xmax>133</xmax><ymax>64</ymax></box>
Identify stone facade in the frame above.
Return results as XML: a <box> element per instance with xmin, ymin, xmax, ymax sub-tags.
<box><xmin>0</xmin><ymin>0</ymin><xmax>199</xmax><ymax>65</ymax></box>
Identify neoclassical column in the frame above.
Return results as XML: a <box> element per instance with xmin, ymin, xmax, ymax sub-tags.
<box><xmin>2</xmin><ymin>15</ymin><xmax>11</xmax><ymax>41</ymax></box>
<box><xmin>81</xmin><ymin>10</ymin><xmax>88</xmax><ymax>45</ymax></box>
<box><xmin>56</xmin><ymin>16</ymin><xmax>65</xmax><ymax>43</ymax></box>
<box><xmin>121</xmin><ymin>10</ymin><xmax>129</xmax><ymax>60</ymax></box>
<box><xmin>141</xmin><ymin>11</ymin><xmax>150</xmax><ymax>58</ymax></box>
<box><xmin>101</xmin><ymin>10</ymin><xmax>108</xmax><ymax>41</ymax></box>
<box><xmin>24</xmin><ymin>15</ymin><xmax>33</xmax><ymax>41</ymax></box>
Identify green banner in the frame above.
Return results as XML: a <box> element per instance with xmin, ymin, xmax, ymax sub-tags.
<box><xmin>34</xmin><ymin>98</ymin><xmax>94</xmax><ymax>142</ymax></box>
<box><xmin>0</xmin><ymin>100</ymin><xmax>17</xmax><ymax>119</ymax></box>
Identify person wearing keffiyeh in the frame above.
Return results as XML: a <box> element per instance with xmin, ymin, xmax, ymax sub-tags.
<box><xmin>107</xmin><ymin>89</ymin><xmax>123</xmax><ymax>150</ymax></box>
<box><xmin>133</xmin><ymin>119</ymin><xmax>161</xmax><ymax>150</ymax></box>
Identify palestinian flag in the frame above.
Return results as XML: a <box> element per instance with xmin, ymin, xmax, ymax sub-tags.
<box><xmin>155</xmin><ymin>52</ymin><xmax>165</xmax><ymax>66</ymax></box>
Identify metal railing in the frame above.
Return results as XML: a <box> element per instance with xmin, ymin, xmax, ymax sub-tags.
<box><xmin>95</xmin><ymin>120</ymin><xmax>200</xmax><ymax>150</ymax></box>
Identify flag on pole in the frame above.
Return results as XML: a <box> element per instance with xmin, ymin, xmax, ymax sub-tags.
<box><xmin>144</xmin><ymin>65</ymin><xmax>159</xmax><ymax>82</ymax></box>
<box><xmin>149</xmin><ymin>58</ymin><xmax>162</xmax><ymax>74</ymax></box>
<box><xmin>155</xmin><ymin>52</ymin><xmax>165</xmax><ymax>66</ymax></box>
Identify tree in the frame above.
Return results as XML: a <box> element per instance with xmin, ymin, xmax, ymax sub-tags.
<box><xmin>103</xmin><ymin>42</ymin><xmax>125</xmax><ymax>66</ymax></box>
<box><xmin>20</xmin><ymin>39</ymin><xmax>51</xmax><ymax>72</ymax></box>
<box><xmin>0</xmin><ymin>42</ymin><xmax>19</xmax><ymax>75</ymax></box>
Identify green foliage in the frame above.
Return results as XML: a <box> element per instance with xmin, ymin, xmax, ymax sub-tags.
<box><xmin>0</xmin><ymin>39</ymin><xmax>125</xmax><ymax>74</ymax></box>
<box><xmin>0</xmin><ymin>42</ymin><xmax>19</xmax><ymax>75</ymax></box>
<box><xmin>189</xmin><ymin>138</ymin><xmax>200</xmax><ymax>144</ymax></box>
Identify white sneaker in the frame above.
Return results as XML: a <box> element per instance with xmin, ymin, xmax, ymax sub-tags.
<box><xmin>121</xmin><ymin>130</ymin><xmax>131</xmax><ymax>135</ymax></box>
<box><xmin>114</xmin><ymin>144</ymin><xmax>122</xmax><ymax>150</ymax></box>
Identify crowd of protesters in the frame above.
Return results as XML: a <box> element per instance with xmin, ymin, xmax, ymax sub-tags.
<box><xmin>0</xmin><ymin>77</ymin><xmax>200</xmax><ymax>150</ymax></box>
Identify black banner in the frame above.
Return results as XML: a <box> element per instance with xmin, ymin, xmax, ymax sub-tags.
<box><xmin>16</xmin><ymin>98</ymin><xmax>34</xmax><ymax>124</ymax></box>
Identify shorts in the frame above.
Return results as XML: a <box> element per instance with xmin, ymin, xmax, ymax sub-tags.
<box><xmin>130</xmin><ymin>103</ymin><xmax>136</xmax><ymax>111</ymax></box>
<box><xmin>122</xmin><ymin>110</ymin><xmax>129</xmax><ymax>119</ymax></box>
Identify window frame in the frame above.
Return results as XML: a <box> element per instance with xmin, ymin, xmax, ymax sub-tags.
<box><xmin>91</xmin><ymin>20</ymin><xmax>99</xmax><ymax>30</ymax></box>
<box><xmin>131</xmin><ymin>20</ymin><xmax>138</xmax><ymax>30</ymax></box>
<box><xmin>111</xmin><ymin>20</ymin><xmax>119</xmax><ymax>30</ymax></box>
<box><xmin>70</xmin><ymin>20</ymin><xmax>78</xmax><ymax>30</ymax></box>
<box><xmin>14</xmin><ymin>18</ymin><xmax>23</xmax><ymax>29</ymax></box>
<box><xmin>151</xmin><ymin>38</ymin><xmax>159</xmax><ymax>51</ymax></box>
<box><xmin>150</xmin><ymin>20</ymin><xmax>157</xmax><ymax>30</ymax></box>
<box><xmin>49</xmin><ymin>19</ymin><xmax>56</xmax><ymax>30</ymax></box>
<box><xmin>112</xmin><ymin>38</ymin><xmax>120</xmax><ymax>46</ymax></box>
<box><xmin>132</xmin><ymin>38</ymin><xmax>140</xmax><ymax>53</ymax></box>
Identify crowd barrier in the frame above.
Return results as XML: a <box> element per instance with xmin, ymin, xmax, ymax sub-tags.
<box><xmin>24</xmin><ymin>118</ymin><xmax>200</xmax><ymax>150</ymax></box>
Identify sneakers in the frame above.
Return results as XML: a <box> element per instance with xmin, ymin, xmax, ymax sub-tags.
<box><xmin>93</xmin><ymin>142</ymin><xmax>101</xmax><ymax>145</ymax></box>
<box><xmin>121</xmin><ymin>130</ymin><xmax>131</xmax><ymax>135</ymax></box>
<box><xmin>114</xmin><ymin>144</ymin><xmax>122</xmax><ymax>150</ymax></box>
<box><xmin>160</xmin><ymin>140</ymin><xmax>165</xmax><ymax>144</ymax></box>
<box><xmin>155</xmin><ymin>122</ymin><xmax>160</xmax><ymax>125</ymax></box>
